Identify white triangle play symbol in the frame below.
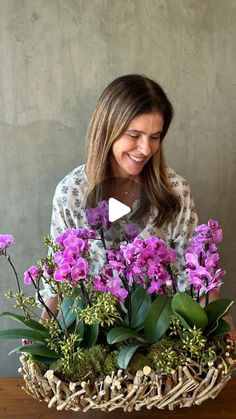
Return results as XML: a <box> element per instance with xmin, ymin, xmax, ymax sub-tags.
<box><xmin>108</xmin><ymin>198</ymin><xmax>131</xmax><ymax>222</ymax></box>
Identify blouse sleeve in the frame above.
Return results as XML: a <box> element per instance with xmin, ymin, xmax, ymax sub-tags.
<box><xmin>50</xmin><ymin>182</ymin><xmax>77</xmax><ymax>240</ymax></box>
<box><xmin>167</xmin><ymin>173</ymin><xmax>198</xmax><ymax>266</ymax></box>
<box><xmin>165</xmin><ymin>172</ymin><xmax>198</xmax><ymax>292</ymax></box>
<box><xmin>37</xmin><ymin>182</ymin><xmax>77</xmax><ymax>303</ymax></box>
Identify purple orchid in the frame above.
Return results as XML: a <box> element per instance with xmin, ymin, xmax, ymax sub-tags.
<box><xmin>124</xmin><ymin>224</ymin><xmax>139</xmax><ymax>241</ymax></box>
<box><xmin>71</xmin><ymin>258</ymin><xmax>89</xmax><ymax>283</ymax></box>
<box><xmin>85</xmin><ymin>200</ymin><xmax>111</xmax><ymax>229</ymax></box>
<box><xmin>55</xmin><ymin>228</ymin><xmax>96</xmax><ymax>249</ymax></box>
<box><xmin>24</xmin><ymin>266</ymin><xmax>40</xmax><ymax>285</ymax></box>
<box><xmin>54</xmin><ymin>263</ymin><xmax>71</xmax><ymax>282</ymax></box>
<box><xmin>184</xmin><ymin>220</ymin><xmax>225</xmax><ymax>295</ymax></box>
<box><xmin>94</xmin><ymin>272</ymin><xmax>128</xmax><ymax>301</ymax></box>
<box><xmin>0</xmin><ymin>234</ymin><xmax>14</xmax><ymax>252</ymax></box>
<box><xmin>93</xmin><ymin>235</ymin><xmax>177</xmax><ymax>301</ymax></box>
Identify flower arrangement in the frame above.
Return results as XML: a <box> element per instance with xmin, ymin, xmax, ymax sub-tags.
<box><xmin>0</xmin><ymin>208</ymin><xmax>235</xmax><ymax>412</ymax></box>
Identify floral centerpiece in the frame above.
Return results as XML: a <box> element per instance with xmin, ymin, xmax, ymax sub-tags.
<box><xmin>0</xmin><ymin>208</ymin><xmax>235</xmax><ymax>412</ymax></box>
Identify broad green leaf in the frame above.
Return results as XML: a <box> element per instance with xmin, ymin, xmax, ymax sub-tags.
<box><xmin>57</xmin><ymin>295</ymin><xmax>83</xmax><ymax>330</ymax></box>
<box><xmin>9</xmin><ymin>343</ymin><xmax>59</xmax><ymax>359</ymax></box>
<box><xmin>76</xmin><ymin>320</ymin><xmax>84</xmax><ymax>336</ymax></box>
<box><xmin>172</xmin><ymin>292</ymin><xmax>208</xmax><ymax>331</ymax></box>
<box><xmin>117</xmin><ymin>343</ymin><xmax>142</xmax><ymax>369</ymax></box>
<box><xmin>29</xmin><ymin>354</ymin><xmax>55</xmax><ymax>365</ymax></box>
<box><xmin>67</xmin><ymin>319</ymin><xmax>84</xmax><ymax>336</ymax></box>
<box><xmin>204</xmin><ymin>299</ymin><xmax>234</xmax><ymax>335</ymax></box>
<box><xmin>107</xmin><ymin>327</ymin><xmax>146</xmax><ymax>345</ymax></box>
<box><xmin>130</xmin><ymin>287</ymin><xmax>151</xmax><ymax>329</ymax></box>
<box><xmin>0</xmin><ymin>312</ymin><xmax>48</xmax><ymax>332</ymax></box>
<box><xmin>0</xmin><ymin>328</ymin><xmax>48</xmax><ymax>342</ymax></box>
<box><xmin>81</xmin><ymin>322</ymin><xmax>99</xmax><ymax>348</ymax></box>
<box><xmin>209</xmin><ymin>318</ymin><xmax>231</xmax><ymax>338</ymax></box>
<box><xmin>144</xmin><ymin>295</ymin><xmax>172</xmax><ymax>343</ymax></box>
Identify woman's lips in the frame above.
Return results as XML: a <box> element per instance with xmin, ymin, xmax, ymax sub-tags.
<box><xmin>127</xmin><ymin>153</ymin><xmax>146</xmax><ymax>164</ymax></box>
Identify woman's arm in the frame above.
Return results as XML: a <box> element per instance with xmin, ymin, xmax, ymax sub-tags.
<box><xmin>41</xmin><ymin>296</ymin><xmax>59</xmax><ymax>321</ymax></box>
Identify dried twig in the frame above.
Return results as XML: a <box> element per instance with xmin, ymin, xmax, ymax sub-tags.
<box><xmin>19</xmin><ymin>349</ymin><xmax>236</xmax><ymax>412</ymax></box>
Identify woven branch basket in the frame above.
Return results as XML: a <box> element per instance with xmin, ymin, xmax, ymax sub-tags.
<box><xmin>19</xmin><ymin>345</ymin><xmax>236</xmax><ymax>412</ymax></box>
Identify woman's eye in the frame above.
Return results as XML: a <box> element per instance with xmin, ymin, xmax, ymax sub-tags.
<box><xmin>128</xmin><ymin>134</ymin><xmax>139</xmax><ymax>139</ymax></box>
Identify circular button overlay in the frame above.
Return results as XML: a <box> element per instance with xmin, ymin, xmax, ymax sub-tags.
<box><xmin>85</xmin><ymin>177</ymin><xmax>149</xmax><ymax>249</ymax></box>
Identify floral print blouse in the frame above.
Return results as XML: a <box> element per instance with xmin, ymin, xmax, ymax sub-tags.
<box><xmin>41</xmin><ymin>164</ymin><xmax>198</xmax><ymax>301</ymax></box>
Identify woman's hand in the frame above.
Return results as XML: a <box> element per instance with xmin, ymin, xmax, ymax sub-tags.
<box><xmin>226</xmin><ymin>330</ymin><xmax>236</xmax><ymax>342</ymax></box>
<box><xmin>40</xmin><ymin>296</ymin><xmax>59</xmax><ymax>322</ymax></box>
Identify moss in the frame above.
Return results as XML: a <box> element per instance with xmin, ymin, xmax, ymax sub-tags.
<box><xmin>49</xmin><ymin>345</ymin><xmax>109</xmax><ymax>382</ymax></box>
<box><xmin>128</xmin><ymin>353</ymin><xmax>150</xmax><ymax>374</ymax></box>
<box><xmin>103</xmin><ymin>350</ymin><xmax>119</xmax><ymax>375</ymax></box>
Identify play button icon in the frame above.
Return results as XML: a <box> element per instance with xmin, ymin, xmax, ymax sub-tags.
<box><xmin>85</xmin><ymin>176</ymin><xmax>148</xmax><ymax>245</ymax></box>
<box><xmin>108</xmin><ymin>198</ymin><xmax>131</xmax><ymax>222</ymax></box>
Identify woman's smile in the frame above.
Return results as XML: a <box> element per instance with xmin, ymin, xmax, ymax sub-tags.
<box><xmin>110</xmin><ymin>112</ymin><xmax>164</xmax><ymax>179</ymax></box>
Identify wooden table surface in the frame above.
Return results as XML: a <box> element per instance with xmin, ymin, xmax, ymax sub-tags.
<box><xmin>0</xmin><ymin>377</ymin><xmax>235</xmax><ymax>419</ymax></box>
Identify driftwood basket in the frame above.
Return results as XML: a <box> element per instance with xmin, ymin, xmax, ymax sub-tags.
<box><xmin>19</xmin><ymin>344</ymin><xmax>236</xmax><ymax>412</ymax></box>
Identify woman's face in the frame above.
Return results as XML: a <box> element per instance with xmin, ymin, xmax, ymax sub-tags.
<box><xmin>110</xmin><ymin>112</ymin><xmax>164</xmax><ymax>180</ymax></box>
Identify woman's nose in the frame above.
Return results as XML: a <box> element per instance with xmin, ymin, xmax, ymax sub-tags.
<box><xmin>137</xmin><ymin>137</ymin><xmax>151</xmax><ymax>156</ymax></box>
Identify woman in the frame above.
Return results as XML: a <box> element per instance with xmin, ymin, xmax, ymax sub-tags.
<box><xmin>42</xmin><ymin>74</ymin><xmax>234</xmax><ymax>336</ymax></box>
<box><xmin>50</xmin><ymin>74</ymin><xmax>197</xmax><ymax>255</ymax></box>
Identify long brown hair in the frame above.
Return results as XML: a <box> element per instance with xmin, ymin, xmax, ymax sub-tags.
<box><xmin>86</xmin><ymin>74</ymin><xmax>181</xmax><ymax>227</ymax></box>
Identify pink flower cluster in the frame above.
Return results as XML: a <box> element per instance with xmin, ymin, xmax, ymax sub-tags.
<box><xmin>52</xmin><ymin>228</ymin><xmax>96</xmax><ymax>285</ymax></box>
<box><xmin>1</xmin><ymin>215</ymin><xmax>226</xmax><ymax>303</ymax></box>
<box><xmin>85</xmin><ymin>200</ymin><xmax>111</xmax><ymax>229</ymax></box>
<box><xmin>23</xmin><ymin>228</ymin><xmax>98</xmax><ymax>287</ymax></box>
<box><xmin>184</xmin><ymin>219</ymin><xmax>225</xmax><ymax>294</ymax></box>
<box><xmin>94</xmin><ymin>236</ymin><xmax>177</xmax><ymax>301</ymax></box>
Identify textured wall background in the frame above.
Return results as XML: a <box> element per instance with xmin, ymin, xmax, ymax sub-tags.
<box><xmin>0</xmin><ymin>0</ymin><xmax>235</xmax><ymax>376</ymax></box>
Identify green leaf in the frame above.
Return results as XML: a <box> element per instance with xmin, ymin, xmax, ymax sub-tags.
<box><xmin>29</xmin><ymin>354</ymin><xmax>55</xmax><ymax>365</ymax></box>
<box><xmin>81</xmin><ymin>322</ymin><xmax>99</xmax><ymax>348</ymax></box>
<box><xmin>67</xmin><ymin>319</ymin><xmax>84</xmax><ymax>336</ymax></box>
<box><xmin>204</xmin><ymin>299</ymin><xmax>234</xmax><ymax>335</ymax></box>
<box><xmin>107</xmin><ymin>327</ymin><xmax>146</xmax><ymax>345</ymax></box>
<box><xmin>9</xmin><ymin>343</ymin><xmax>59</xmax><ymax>359</ymax></box>
<box><xmin>0</xmin><ymin>312</ymin><xmax>48</xmax><ymax>332</ymax></box>
<box><xmin>172</xmin><ymin>292</ymin><xmax>208</xmax><ymax>331</ymax></box>
<box><xmin>209</xmin><ymin>318</ymin><xmax>231</xmax><ymax>338</ymax></box>
<box><xmin>144</xmin><ymin>295</ymin><xmax>172</xmax><ymax>343</ymax></box>
<box><xmin>0</xmin><ymin>328</ymin><xmax>48</xmax><ymax>342</ymax></box>
<box><xmin>117</xmin><ymin>343</ymin><xmax>142</xmax><ymax>369</ymax></box>
<box><xmin>57</xmin><ymin>295</ymin><xmax>83</xmax><ymax>330</ymax></box>
<box><xmin>130</xmin><ymin>287</ymin><xmax>151</xmax><ymax>329</ymax></box>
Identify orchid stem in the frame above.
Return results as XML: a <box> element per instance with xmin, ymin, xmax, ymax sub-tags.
<box><xmin>27</xmin><ymin>272</ymin><xmax>62</xmax><ymax>330</ymax></box>
<box><xmin>205</xmin><ymin>279</ymin><xmax>209</xmax><ymax>305</ymax></box>
<box><xmin>80</xmin><ymin>280</ymin><xmax>91</xmax><ymax>307</ymax></box>
<box><xmin>5</xmin><ymin>254</ymin><xmax>21</xmax><ymax>294</ymax></box>
<box><xmin>58</xmin><ymin>292</ymin><xmax>69</xmax><ymax>336</ymax></box>
<box><xmin>167</xmin><ymin>264</ymin><xmax>177</xmax><ymax>294</ymax></box>
<box><xmin>99</xmin><ymin>228</ymin><xmax>106</xmax><ymax>250</ymax></box>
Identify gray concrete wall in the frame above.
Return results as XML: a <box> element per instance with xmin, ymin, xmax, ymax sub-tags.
<box><xmin>0</xmin><ymin>0</ymin><xmax>235</xmax><ymax>376</ymax></box>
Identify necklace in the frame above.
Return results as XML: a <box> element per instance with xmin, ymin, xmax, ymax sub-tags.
<box><xmin>124</xmin><ymin>191</ymin><xmax>136</xmax><ymax>197</ymax></box>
